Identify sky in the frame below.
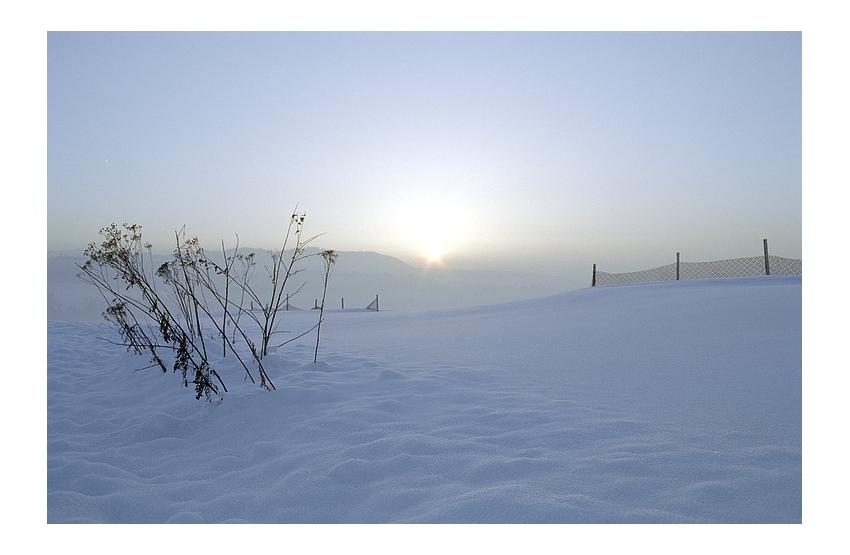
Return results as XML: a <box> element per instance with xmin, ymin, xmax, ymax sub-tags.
<box><xmin>47</xmin><ymin>31</ymin><xmax>801</xmax><ymax>278</ymax></box>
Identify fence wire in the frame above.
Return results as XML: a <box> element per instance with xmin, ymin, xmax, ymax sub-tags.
<box><xmin>595</xmin><ymin>255</ymin><xmax>801</xmax><ymax>286</ymax></box>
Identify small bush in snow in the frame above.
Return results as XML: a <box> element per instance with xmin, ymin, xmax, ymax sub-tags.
<box><xmin>78</xmin><ymin>214</ymin><xmax>334</xmax><ymax>401</ymax></box>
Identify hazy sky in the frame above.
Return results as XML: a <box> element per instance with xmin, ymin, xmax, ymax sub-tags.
<box><xmin>47</xmin><ymin>31</ymin><xmax>801</xmax><ymax>277</ymax></box>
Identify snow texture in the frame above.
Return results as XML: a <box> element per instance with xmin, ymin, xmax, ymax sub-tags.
<box><xmin>47</xmin><ymin>276</ymin><xmax>801</xmax><ymax>524</ymax></box>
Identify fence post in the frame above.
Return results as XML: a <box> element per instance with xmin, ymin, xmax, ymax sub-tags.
<box><xmin>342</xmin><ymin>297</ymin><xmax>344</xmax><ymax>310</ymax></box>
<box><xmin>763</xmin><ymin>239</ymin><xmax>770</xmax><ymax>275</ymax></box>
<box><xmin>592</xmin><ymin>264</ymin><xmax>597</xmax><ymax>287</ymax></box>
<box><xmin>676</xmin><ymin>252</ymin><xmax>680</xmax><ymax>281</ymax></box>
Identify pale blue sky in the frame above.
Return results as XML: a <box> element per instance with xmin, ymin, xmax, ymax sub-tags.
<box><xmin>47</xmin><ymin>31</ymin><xmax>801</xmax><ymax>280</ymax></box>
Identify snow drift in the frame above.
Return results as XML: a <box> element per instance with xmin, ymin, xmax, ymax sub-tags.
<box><xmin>47</xmin><ymin>275</ymin><xmax>801</xmax><ymax>523</ymax></box>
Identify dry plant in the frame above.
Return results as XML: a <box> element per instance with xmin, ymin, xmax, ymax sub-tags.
<box><xmin>78</xmin><ymin>212</ymin><xmax>335</xmax><ymax>401</ymax></box>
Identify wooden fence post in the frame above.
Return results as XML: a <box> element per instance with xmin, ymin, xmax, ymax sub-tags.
<box><xmin>676</xmin><ymin>252</ymin><xmax>680</xmax><ymax>281</ymax></box>
<box><xmin>763</xmin><ymin>239</ymin><xmax>770</xmax><ymax>275</ymax></box>
<box><xmin>592</xmin><ymin>264</ymin><xmax>597</xmax><ymax>287</ymax></box>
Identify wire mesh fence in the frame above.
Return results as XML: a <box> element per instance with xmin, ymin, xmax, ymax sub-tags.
<box><xmin>593</xmin><ymin>240</ymin><xmax>801</xmax><ymax>287</ymax></box>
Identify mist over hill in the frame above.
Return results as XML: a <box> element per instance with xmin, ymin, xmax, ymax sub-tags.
<box><xmin>47</xmin><ymin>248</ymin><xmax>573</xmax><ymax>321</ymax></box>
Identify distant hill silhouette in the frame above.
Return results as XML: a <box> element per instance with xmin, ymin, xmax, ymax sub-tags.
<box><xmin>48</xmin><ymin>248</ymin><xmax>572</xmax><ymax>321</ymax></box>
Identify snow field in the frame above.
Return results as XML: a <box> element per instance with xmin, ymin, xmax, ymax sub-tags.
<box><xmin>47</xmin><ymin>276</ymin><xmax>801</xmax><ymax>525</ymax></box>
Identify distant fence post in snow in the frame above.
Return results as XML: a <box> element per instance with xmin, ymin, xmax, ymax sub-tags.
<box><xmin>763</xmin><ymin>238</ymin><xmax>770</xmax><ymax>276</ymax></box>
<box><xmin>591</xmin><ymin>238</ymin><xmax>800</xmax><ymax>287</ymax></box>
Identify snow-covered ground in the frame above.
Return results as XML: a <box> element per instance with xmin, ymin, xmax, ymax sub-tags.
<box><xmin>47</xmin><ymin>275</ymin><xmax>801</xmax><ymax>527</ymax></box>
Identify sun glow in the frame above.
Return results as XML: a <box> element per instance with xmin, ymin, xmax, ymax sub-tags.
<box><xmin>391</xmin><ymin>194</ymin><xmax>474</xmax><ymax>267</ymax></box>
<box><xmin>425</xmin><ymin>246</ymin><xmax>443</xmax><ymax>265</ymax></box>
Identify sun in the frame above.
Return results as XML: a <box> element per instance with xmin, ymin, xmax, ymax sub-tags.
<box><xmin>425</xmin><ymin>246</ymin><xmax>443</xmax><ymax>265</ymax></box>
<box><xmin>390</xmin><ymin>193</ymin><xmax>477</xmax><ymax>268</ymax></box>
